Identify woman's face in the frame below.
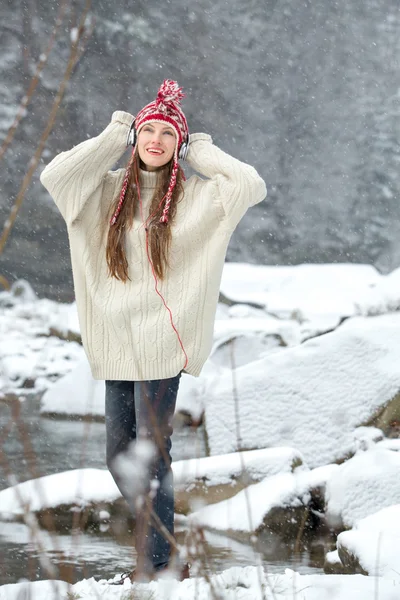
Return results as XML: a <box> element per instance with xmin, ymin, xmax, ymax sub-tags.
<box><xmin>137</xmin><ymin>122</ymin><xmax>177</xmax><ymax>171</ymax></box>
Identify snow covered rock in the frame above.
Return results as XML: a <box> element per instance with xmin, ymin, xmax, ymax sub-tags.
<box><xmin>325</xmin><ymin>446</ymin><xmax>400</xmax><ymax>530</ymax></box>
<box><xmin>220</xmin><ymin>262</ymin><xmax>381</xmax><ymax>320</ymax></box>
<box><xmin>337</xmin><ymin>505</ymin><xmax>400</xmax><ymax>577</ymax></box>
<box><xmin>174</xmin><ymin>447</ymin><xmax>304</xmax><ymax>513</ymax></box>
<box><xmin>189</xmin><ymin>464</ymin><xmax>338</xmax><ymax>539</ymax></box>
<box><xmin>0</xmin><ymin>469</ymin><xmax>122</xmax><ymax>530</ymax></box>
<box><xmin>323</xmin><ymin>550</ymin><xmax>354</xmax><ymax>575</ymax></box>
<box><xmin>0</xmin><ymin>449</ymin><xmax>304</xmax><ymax>528</ymax></box>
<box><xmin>204</xmin><ymin>313</ymin><xmax>400</xmax><ymax>467</ymax></box>
<box><xmin>356</xmin><ymin>266</ymin><xmax>400</xmax><ymax>316</ymax></box>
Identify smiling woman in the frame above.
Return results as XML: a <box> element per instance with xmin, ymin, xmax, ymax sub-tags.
<box><xmin>137</xmin><ymin>123</ymin><xmax>177</xmax><ymax>171</ymax></box>
<box><xmin>39</xmin><ymin>79</ymin><xmax>267</xmax><ymax>584</ymax></box>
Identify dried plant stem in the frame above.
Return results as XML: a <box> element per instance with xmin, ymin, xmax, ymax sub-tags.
<box><xmin>294</xmin><ymin>506</ymin><xmax>309</xmax><ymax>554</ymax></box>
<box><xmin>0</xmin><ymin>0</ymin><xmax>93</xmax><ymax>259</ymax></box>
<box><xmin>0</xmin><ymin>275</ymin><xmax>10</xmax><ymax>290</ymax></box>
<box><xmin>375</xmin><ymin>531</ymin><xmax>382</xmax><ymax>600</ymax></box>
<box><xmin>0</xmin><ymin>0</ymin><xmax>69</xmax><ymax>164</ymax></box>
<box><xmin>230</xmin><ymin>339</ymin><xmax>274</xmax><ymax>600</ymax></box>
<box><xmin>0</xmin><ymin>400</ymin><xmax>62</xmax><ymax>583</ymax></box>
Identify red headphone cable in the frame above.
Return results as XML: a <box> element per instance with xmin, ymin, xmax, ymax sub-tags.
<box><xmin>136</xmin><ymin>171</ymin><xmax>189</xmax><ymax>371</ymax></box>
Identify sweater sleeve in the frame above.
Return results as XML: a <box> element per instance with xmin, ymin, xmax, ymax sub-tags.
<box><xmin>185</xmin><ymin>132</ymin><xmax>267</xmax><ymax>228</ymax></box>
<box><xmin>40</xmin><ymin>111</ymin><xmax>134</xmax><ymax>225</ymax></box>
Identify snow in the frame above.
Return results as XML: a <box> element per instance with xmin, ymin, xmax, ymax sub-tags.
<box><xmin>70</xmin><ymin>27</ymin><xmax>78</xmax><ymax>43</ymax></box>
<box><xmin>40</xmin><ymin>359</ymin><xmax>105</xmax><ymax>418</ymax></box>
<box><xmin>204</xmin><ymin>312</ymin><xmax>400</xmax><ymax>466</ymax></box>
<box><xmin>325</xmin><ymin>549</ymin><xmax>341</xmax><ymax>567</ymax></box>
<box><xmin>40</xmin><ymin>357</ymin><xmax>208</xmax><ymax>421</ymax></box>
<box><xmin>376</xmin><ymin>438</ymin><xmax>400</xmax><ymax>451</ymax></box>
<box><xmin>173</xmin><ymin>447</ymin><xmax>305</xmax><ymax>487</ymax></box>
<box><xmin>2</xmin><ymin>567</ymin><xmax>400</xmax><ymax>600</ymax></box>
<box><xmin>337</xmin><ymin>504</ymin><xmax>400</xmax><ymax>578</ymax></box>
<box><xmin>3</xmin><ymin>263</ymin><xmax>400</xmax><ymax>594</ymax></box>
<box><xmin>212</xmin><ymin>314</ymin><xmax>301</xmax><ymax>350</ymax></box>
<box><xmin>189</xmin><ymin>465</ymin><xmax>338</xmax><ymax>533</ymax></box>
<box><xmin>220</xmin><ymin>262</ymin><xmax>381</xmax><ymax>319</ymax></box>
<box><xmin>325</xmin><ymin>446</ymin><xmax>400</xmax><ymax>528</ymax></box>
<box><xmin>0</xmin><ymin>469</ymin><xmax>121</xmax><ymax>519</ymax></box>
<box><xmin>0</xmin><ymin>281</ymin><xmax>83</xmax><ymax>396</ymax></box>
<box><xmin>351</xmin><ymin>426</ymin><xmax>384</xmax><ymax>451</ymax></box>
<box><xmin>356</xmin><ymin>266</ymin><xmax>400</xmax><ymax>315</ymax></box>
<box><xmin>0</xmin><ymin>448</ymin><xmax>303</xmax><ymax>519</ymax></box>
<box><xmin>0</xmin><ymin>580</ymin><xmax>69</xmax><ymax>600</ymax></box>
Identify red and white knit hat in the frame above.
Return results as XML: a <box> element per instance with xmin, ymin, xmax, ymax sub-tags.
<box><xmin>110</xmin><ymin>79</ymin><xmax>189</xmax><ymax>226</ymax></box>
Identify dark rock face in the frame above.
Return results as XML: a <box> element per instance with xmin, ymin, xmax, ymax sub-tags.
<box><xmin>1</xmin><ymin>0</ymin><xmax>400</xmax><ymax>300</ymax></box>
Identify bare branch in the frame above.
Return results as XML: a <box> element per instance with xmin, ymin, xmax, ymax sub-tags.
<box><xmin>0</xmin><ymin>0</ymin><xmax>69</xmax><ymax>164</ymax></box>
<box><xmin>0</xmin><ymin>0</ymin><xmax>93</xmax><ymax>259</ymax></box>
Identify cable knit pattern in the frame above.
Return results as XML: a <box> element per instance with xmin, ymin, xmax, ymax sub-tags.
<box><xmin>40</xmin><ymin>111</ymin><xmax>267</xmax><ymax>380</ymax></box>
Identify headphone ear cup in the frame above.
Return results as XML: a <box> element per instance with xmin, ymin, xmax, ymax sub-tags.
<box><xmin>127</xmin><ymin>120</ymin><xmax>137</xmax><ymax>147</ymax></box>
<box><xmin>178</xmin><ymin>135</ymin><xmax>189</xmax><ymax>160</ymax></box>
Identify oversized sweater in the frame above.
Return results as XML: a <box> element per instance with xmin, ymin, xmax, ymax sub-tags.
<box><xmin>40</xmin><ymin>111</ymin><xmax>267</xmax><ymax>381</ymax></box>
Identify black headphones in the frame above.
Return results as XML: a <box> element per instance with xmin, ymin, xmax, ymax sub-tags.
<box><xmin>178</xmin><ymin>135</ymin><xmax>190</xmax><ymax>160</ymax></box>
<box><xmin>126</xmin><ymin>119</ymin><xmax>137</xmax><ymax>147</ymax></box>
<box><xmin>126</xmin><ymin>119</ymin><xmax>189</xmax><ymax>160</ymax></box>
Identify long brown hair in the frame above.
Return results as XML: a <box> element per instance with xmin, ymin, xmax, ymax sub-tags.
<box><xmin>106</xmin><ymin>152</ymin><xmax>184</xmax><ymax>282</ymax></box>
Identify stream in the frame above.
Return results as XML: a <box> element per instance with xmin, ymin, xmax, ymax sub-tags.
<box><xmin>0</xmin><ymin>393</ymin><xmax>333</xmax><ymax>586</ymax></box>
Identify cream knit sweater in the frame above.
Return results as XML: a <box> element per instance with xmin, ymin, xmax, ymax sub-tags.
<box><xmin>40</xmin><ymin>111</ymin><xmax>267</xmax><ymax>380</ymax></box>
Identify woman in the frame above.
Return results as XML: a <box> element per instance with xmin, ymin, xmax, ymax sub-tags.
<box><xmin>40</xmin><ymin>80</ymin><xmax>267</xmax><ymax>583</ymax></box>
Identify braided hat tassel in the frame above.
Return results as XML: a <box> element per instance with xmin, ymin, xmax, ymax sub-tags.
<box><xmin>110</xmin><ymin>149</ymin><xmax>136</xmax><ymax>225</ymax></box>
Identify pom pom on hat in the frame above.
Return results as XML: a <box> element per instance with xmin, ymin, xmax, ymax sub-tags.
<box><xmin>111</xmin><ymin>79</ymin><xmax>188</xmax><ymax>226</ymax></box>
<box><xmin>156</xmin><ymin>79</ymin><xmax>185</xmax><ymax>107</ymax></box>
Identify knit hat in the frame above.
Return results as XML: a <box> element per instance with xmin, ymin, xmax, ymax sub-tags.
<box><xmin>110</xmin><ymin>80</ymin><xmax>189</xmax><ymax>226</ymax></box>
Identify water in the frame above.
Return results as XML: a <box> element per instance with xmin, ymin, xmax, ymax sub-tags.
<box><xmin>0</xmin><ymin>394</ymin><xmax>331</xmax><ymax>586</ymax></box>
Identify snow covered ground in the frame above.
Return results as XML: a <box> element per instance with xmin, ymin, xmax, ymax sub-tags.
<box><xmin>1</xmin><ymin>567</ymin><xmax>400</xmax><ymax>600</ymax></box>
<box><xmin>2</xmin><ymin>262</ymin><xmax>400</xmax><ymax>597</ymax></box>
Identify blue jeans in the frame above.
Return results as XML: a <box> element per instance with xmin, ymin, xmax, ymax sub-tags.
<box><xmin>105</xmin><ymin>373</ymin><xmax>181</xmax><ymax>573</ymax></box>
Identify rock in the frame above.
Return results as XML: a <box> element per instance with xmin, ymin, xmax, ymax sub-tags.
<box><xmin>48</xmin><ymin>326</ymin><xmax>82</xmax><ymax>344</ymax></box>
<box><xmin>337</xmin><ymin>544</ymin><xmax>368</xmax><ymax>576</ymax></box>
<box><xmin>189</xmin><ymin>464</ymin><xmax>338</xmax><ymax>541</ymax></box>
<box><xmin>325</xmin><ymin>446</ymin><xmax>400</xmax><ymax>531</ymax></box>
<box><xmin>324</xmin><ymin>549</ymin><xmax>355</xmax><ymax>575</ymax></box>
<box><xmin>174</xmin><ymin>447</ymin><xmax>305</xmax><ymax>514</ymax></box>
<box><xmin>0</xmin><ymin>449</ymin><xmax>305</xmax><ymax>531</ymax></box>
<box><xmin>203</xmin><ymin>313</ymin><xmax>400</xmax><ymax>467</ymax></box>
<box><xmin>336</xmin><ymin>505</ymin><xmax>400</xmax><ymax>577</ymax></box>
<box><xmin>371</xmin><ymin>391</ymin><xmax>400</xmax><ymax>438</ymax></box>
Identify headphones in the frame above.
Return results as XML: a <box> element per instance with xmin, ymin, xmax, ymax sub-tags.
<box><xmin>126</xmin><ymin>119</ymin><xmax>189</xmax><ymax>160</ymax></box>
<box><xmin>126</xmin><ymin>120</ymin><xmax>137</xmax><ymax>147</ymax></box>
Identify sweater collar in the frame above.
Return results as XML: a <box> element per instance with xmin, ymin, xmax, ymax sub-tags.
<box><xmin>138</xmin><ymin>169</ymin><xmax>158</xmax><ymax>189</ymax></box>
